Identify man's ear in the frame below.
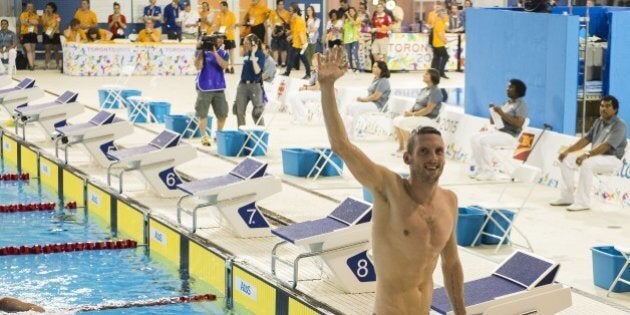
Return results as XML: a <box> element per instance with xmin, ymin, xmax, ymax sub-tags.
<box><xmin>403</xmin><ymin>151</ymin><xmax>411</xmax><ymax>165</ymax></box>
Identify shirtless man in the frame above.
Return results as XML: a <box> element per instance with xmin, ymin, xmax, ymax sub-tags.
<box><xmin>318</xmin><ymin>46</ymin><xmax>466</xmax><ymax>314</ymax></box>
<box><xmin>0</xmin><ymin>296</ymin><xmax>45</xmax><ymax>313</ymax></box>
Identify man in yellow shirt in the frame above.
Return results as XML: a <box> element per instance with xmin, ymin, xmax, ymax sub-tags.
<box><xmin>138</xmin><ymin>19</ymin><xmax>161</xmax><ymax>43</ymax></box>
<box><xmin>247</xmin><ymin>0</ymin><xmax>270</xmax><ymax>44</ymax></box>
<box><xmin>213</xmin><ymin>1</ymin><xmax>236</xmax><ymax>73</ymax></box>
<box><xmin>19</xmin><ymin>3</ymin><xmax>39</xmax><ymax>70</ymax></box>
<box><xmin>281</xmin><ymin>3</ymin><xmax>310</xmax><ymax>79</ymax></box>
<box><xmin>74</xmin><ymin>0</ymin><xmax>98</xmax><ymax>30</ymax></box>
<box><xmin>64</xmin><ymin>18</ymin><xmax>87</xmax><ymax>43</ymax></box>
<box><xmin>431</xmin><ymin>9</ymin><xmax>449</xmax><ymax>79</ymax></box>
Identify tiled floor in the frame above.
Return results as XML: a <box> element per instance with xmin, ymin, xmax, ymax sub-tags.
<box><xmin>3</xmin><ymin>65</ymin><xmax>629</xmax><ymax>314</ymax></box>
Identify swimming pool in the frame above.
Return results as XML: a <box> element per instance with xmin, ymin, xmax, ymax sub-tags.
<box><xmin>0</xmin><ymin>159</ymin><xmax>223</xmax><ymax>314</ymax></box>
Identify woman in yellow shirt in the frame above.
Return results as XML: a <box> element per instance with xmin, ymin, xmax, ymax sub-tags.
<box><xmin>138</xmin><ymin>19</ymin><xmax>161</xmax><ymax>43</ymax></box>
<box><xmin>41</xmin><ymin>2</ymin><xmax>61</xmax><ymax>69</ymax></box>
<box><xmin>19</xmin><ymin>3</ymin><xmax>39</xmax><ymax>70</ymax></box>
<box><xmin>86</xmin><ymin>27</ymin><xmax>112</xmax><ymax>42</ymax></box>
<box><xmin>199</xmin><ymin>2</ymin><xmax>214</xmax><ymax>35</ymax></box>
<box><xmin>64</xmin><ymin>18</ymin><xmax>87</xmax><ymax>43</ymax></box>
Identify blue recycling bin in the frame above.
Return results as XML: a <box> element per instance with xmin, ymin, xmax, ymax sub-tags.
<box><xmin>481</xmin><ymin>209</ymin><xmax>515</xmax><ymax>245</ymax></box>
<box><xmin>457</xmin><ymin>207</ymin><xmax>487</xmax><ymax>246</ymax></box>
<box><xmin>149</xmin><ymin>101</ymin><xmax>171</xmax><ymax>123</ymax></box>
<box><xmin>121</xmin><ymin>89</ymin><xmax>142</xmax><ymax>107</ymax></box>
<box><xmin>591</xmin><ymin>246</ymin><xmax>630</xmax><ymax>293</ymax></box>
<box><xmin>164</xmin><ymin>114</ymin><xmax>213</xmax><ymax>138</ymax></box>
<box><xmin>281</xmin><ymin>148</ymin><xmax>319</xmax><ymax>177</ymax></box>
<box><xmin>98</xmin><ymin>89</ymin><xmax>120</xmax><ymax>109</ymax></box>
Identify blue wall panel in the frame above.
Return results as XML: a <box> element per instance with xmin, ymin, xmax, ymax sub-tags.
<box><xmin>465</xmin><ymin>9</ymin><xmax>579</xmax><ymax>134</ymax></box>
<box><xmin>607</xmin><ymin>11</ymin><xmax>630</xmax><ymax>138</ymax></box>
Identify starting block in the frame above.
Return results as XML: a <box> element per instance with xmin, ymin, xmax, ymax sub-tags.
<box><xmin>54</xmin><ymin>111</ymin><xmax>134</xmax><ymax>167</ymax></box>
<box><xmin>13</xmin><ymin>91</ymin><xmax>83</xmax><ymax>140</ymax></box>
<box><xmin>0</xmin><ymin>78</ymin><xmax>45</xmax><ymax>115</ymax></box>
<box><xmin>431</xmin><ymin>250</ymin><xmax>572</xmax><ymax>315</ymax></box>
<box><xmin>271</xmin><ymin>197</ymin><xmax>375</xmax><ymax>293</ymax></box>
<box><xmin>107</xmin><ymin>130</ymin><xmax>197</xmax><ymax>197</ymax></box>
<box><xmin>176</xmin><ymin>157</ymin><xmax>281</xmax><ymax>237</ymax></box>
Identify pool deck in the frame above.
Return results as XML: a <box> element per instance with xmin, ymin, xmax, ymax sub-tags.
<box><xmin>2</xmin><ymin>67</ymin><xmax>628</xmax><ymax>314</ymax></box>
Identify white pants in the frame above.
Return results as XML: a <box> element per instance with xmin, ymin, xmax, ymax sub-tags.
<box><xmin>469</xmin><ymin>130</ymin><xmax>516</xmax><ymax>173</ymax></box>
<box><xmin>559</xmin><ymin>153</ymin><xmax>622</xmax><ymax>206</ymax></box>
<box><xmin>289</xmin><ymin>90</ymin><xmax>321</xmax><ymax>123</ymax></box>
<box><xmin>344</xmin><ymin>102</ymin><xmax>379</xmax><ymax>137</ymax></box>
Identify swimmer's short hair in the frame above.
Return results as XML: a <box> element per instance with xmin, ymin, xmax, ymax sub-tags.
<box><xmin>406</xmin><ymin>126</ymin><xmax>442</xmax><ymax>153</ymax></box>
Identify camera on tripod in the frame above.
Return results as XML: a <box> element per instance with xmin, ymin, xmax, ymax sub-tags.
<box><xmin>199</xmin><ymin>32</ymin><xmax>225</xmax><ymax>51</ymax></box>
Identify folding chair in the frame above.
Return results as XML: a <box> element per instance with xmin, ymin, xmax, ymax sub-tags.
<box><xmin>181</xmin><ymin>112</ymin><xmax>212</xmax><ymax>139</ymax></box>
<box><xmin>470</xmin><ymin>164</ymin><xmax>541</xmax><ymax>253</ymax></box>
<box><xmin>491</xmin><ymin>118</ymin><xmax>531</xmax><ymax>175</ymax></box>
<box><xmin>126</xmin><ymin>96</ymin><xmax>157</xmax><ymax>123</ymax></box>
<box><xmin>100</xmin><ymin>63</ymin><xmax>136</xmax><ymax>109</ymax></box>
<box><xmin>607</xmin><ymin>246</ymin><xmax>630</xmax><ymax>296</ymax></box>
<box><xmin>355</xmin><ymin>96</ymin><xmax>415</xmax><ymax>140</ymax></box>
<box><xmin>306</xmin><ymin>147</ymin><xmax>344</xmax><ymax>180</ymax></box>
<box><xmin>236</xmin><ymin>102</ymin><xmax>279</xmax><ymax>157</ymax></box>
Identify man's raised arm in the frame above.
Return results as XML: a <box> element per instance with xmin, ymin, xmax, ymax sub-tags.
<box><xmin>317</xmin><ymin>46</ymin><xmax>388</xmax><ymax>191</ymax></box>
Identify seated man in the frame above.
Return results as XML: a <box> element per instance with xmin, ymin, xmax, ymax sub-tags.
<box><xmin>550</xmin><ymin>95</ymin><xmax>627</xmax><ymax>211</ymax></box>
<box><xmin>469</xmin><ymin>79</ymin><xmax>528</xmax><ymax>180</ymax></box>
<box><xmin>63</xmin><ymin>18</ymin><xmax>87</xmax><ymax>43</ymax></box>
<box><xmin>86</xmin><ymin>27</ymin><xmax>112</xmax><ymax>42</ymax></box>
<box><xmin>261</xmin><ymin>43</ymin><xmax>276</xmax><ymax>82</ymax></box>
<box><xmin>0</xmin><ymin>19</ymin><xmax>17</xmax><ymax>66</ymax></box>
<box><xmin>0</xmin><ymin>296</ymin><xmax>45</xmax><ymax>313</ymax></box>
<box><xmin>393</xmin><ymin>68</ymin><xmax>443</xmax><ymax>153</ymax></box>
<box><xmin>138</xmin><ymin>19</ymin><xmax>162</xmax><ymax>43</ymax></box>
<box><xmin>288</xmin><ymin>54</ymin><xmax>320</xmax><ymax>124</ymax></box>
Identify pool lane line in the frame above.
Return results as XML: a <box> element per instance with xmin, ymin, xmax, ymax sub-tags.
<box><xmin>0</xmin><ymin>239</ymin><xmax>138</xmax><ymax>256</ymax></box>
<box><xmin>65</xmin><ymin>294</ymin><xmax>216</xmax><ymax>312</ymax></box>
<box><xmin>0</xmin><ymin>201</ymin><xmax>78</xmax><ymax>213</ymax></box>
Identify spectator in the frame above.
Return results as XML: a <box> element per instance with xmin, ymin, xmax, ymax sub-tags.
<box><xmin>469</xmin><ymin>79</ymin><xmax>528</xmax><ymax>181</ymax></box>
<box><xmin>344</xmin><ymin>60</ymin><xmax>391</xmax><ymax>138</ymax></box>
<box><xmin>108</xmin><ymin>2</ymin><xmax>127</xmax><ymax>39</ymax></box>
<box><xmin>19</xmin><ymin>2</ymin><xmax>39</xmax><ymax>70</ymax></box>
<box><xmin>199</xmin><ymin>2</ymin><xmax>214</xmax><ymax>35</ymax></box>
<box><xmin>233</xmin><ymin>34</ymin><xmax>265</xmax><ymax>127</ymax></box>
<box><xmin>269</xmin><ymin>0</ymin><xmax>290</xmax><ymax>68</ymax></box>
<box><xmin>393</xmin><ymin>69</ymin><xmax>443</xmax><ymax>153</ymax></box>
<box><xmin>213</xmin><ymin>1</ymin><xmax>236</xmax><ymax>74</ymax></box>
<box><xmin>64</xmin><ymin>18</ymin><xmax>87</xmax><ymax>43</ymax></box>
<box><xmin>281</xmin><ymin>2</ymin><xmax>310</xmax><ymax>80</ymax></box>
<box><xmin>337</xmin><ymin>0</ymin><xmax>349</xmax><ymax>18</ymax></box>
<box><xmin>343</xmin><ymin>7</ymin><xmax>361</xmax><ymax>72</ymax></box>
<box><xmin>326</xmin><ymin>10</ymin><xmax>343</xmax><ymax>48</ymax></box>
<box><xmin>430</xmin><ymin>9</ymin><xmax>449</xmax><ymax>79</ymax></box>
<box><xmin>181</xmin><ymin>1</ymin><xmax>199</xmax><ymax>39</ymax></box>
<box><xmin>305</xmin><ymin>5</ymin><xmax>320</xmax><ymax>63</ymax></box>
<box><xmin>86</xmin><ymin>27</ymin><xmax>112</xmax><ymax>42</ymax></box>
<box><xmin>371</xmin><ymin>3</ymin><xmax>392</xmax><ymax>62</ymax></box>
<box><xmin>391</xmin><ymin>0</ymin><xmax>404</xmax><ymax>32</ymax></box>
<box><xmin>460</xmin><ymin>0</ymin><xmax>472</xmax><ymax>32</ymax></box>
<box><xmin>0</xmin><ymin>19</ymin><xmax>17</xmax><ymax>66</ymax></box>
<box><xmin>448</xmin><ymin>4</ymin><xmax>464</xmax><ymax>33</ymax></box>
<box><xmin>164</xmin><ymin>0</ymin><xmax>183</xmax><ymax>39</ymax></box>
<box><xmin>261</xmin><ymin>43</ymin><xmax>276</xmax><ymax>83</ymax></box>
<box><xmin>194</xmin><ymin>32</ymin><xmax>229</xmax><ymax>146</ymax></box>
<box><xmin>143</xmin><ymin>0</ymin><xmax>163</xmax><ymax>31</ymax></box>
<box><xmin>138</xmin><ymin>19</ymin><xmax>161</xmax><ymax>42</ymax></box>
<box><xmin>246</xmin><ymin>0</ymin><xmax>271</xmax><ymax>45</ymax></box>
<box><xmin>357</xmin><ymin>2</ymin><xmax>370</xmax><ymax>33</ymax></box>
<box><xmin>550</xmin><ymin>96</ymin><xmax>627</xmax><ymax>211</ymax></box>
<box><xmin>41</xmin><ymin>2</ymin><xmax>61</xmax><ymax>70</ymax></box>
<box><xmin>74</xmin><ymin>0</ymin><xmax>98</xmax><ymax>30</ymax></box>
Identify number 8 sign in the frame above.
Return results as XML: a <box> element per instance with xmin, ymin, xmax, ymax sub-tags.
<box><xmin>346</xmin><ymin>251</ymin><xmax>376</xmax><ymax>282</ymax></box>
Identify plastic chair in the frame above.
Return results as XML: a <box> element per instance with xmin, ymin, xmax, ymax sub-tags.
<box><xmin>491</xmin><ymin>118</ymin><xmax>531</xmax><ymax>175</ymax></box>
<box><xmin>470</xmin><ymin>164</ymin><xmax>541</xmax><ymax>253</ymax></box>
<box><xmin>607</xmin><ymin>246</ymin><xmax>630</xmax><ymax>296</ymax></box>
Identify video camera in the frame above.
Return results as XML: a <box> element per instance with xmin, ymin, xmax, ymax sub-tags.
<box><xmin>199</xmin><ymin>32</ymin><xmax>225</xmax><ymax>51</ymax></box>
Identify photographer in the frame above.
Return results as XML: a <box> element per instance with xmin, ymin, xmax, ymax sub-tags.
<box><xmin>195</xmin><ymin>33</ymin><xmax>230</xmax><ymax>146</ymax></box>
<box><xmin>233</xmin><ymin>34</ymin><xmax>265</xmax><ymax>127</ymax></box>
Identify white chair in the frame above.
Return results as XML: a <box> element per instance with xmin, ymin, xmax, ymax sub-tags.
<box><xmin>7</xmin><ymin>48</ymin><xmax>17</xmax><ymax>76</ymax></box>
<box><xmin>100</xmin><ymin>63</ymin><xmax>136</xmax><ymax>109</ymax></box>
<box><xmin>470</xmin><ymin>164</ymin><xmax>541</xmax><ymax>253</ymax></box>
<box><xmin>607</xmin><ymin>246</ymin><xmax>630</xmax><ymax>296</ymax></box>
<box><xmin>491</xmin><ymin>118</ymin><xmax>531</xmax><ymax>175</ymax></box>
<box><xmin>355</xmin><ymin>95</ymin><xmax>415</xmax><ymax>140</ymax></box>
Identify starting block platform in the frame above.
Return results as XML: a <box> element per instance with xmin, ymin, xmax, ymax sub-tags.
<box><xmin>107</xmin><ymin>130</ymin><xmax>196</xmax><ymax>197</ymax></box>
<box><xmin>431</xmin><ymin>250</ymin><xmax>572</xmax><ymax>315</ymax></box>
<box><xmin>13</xmin><ymin>91</ymin><xmax>83</xmax><ymax>140</ymax></box>
<box><xmin>54</xmin><ymin>110</ymin><xmax>134</xmax><ymax>167</ymax></box>
<box><xmin>0</xmin><ymin>78</ymin><xmax>45</xmax><ymax>114</ymax></box>
<box><xmin>271</xmin><ymin>197</ymin><xmax>375</xmax><ymax>293</ymax></box>
<box><xmin>176</xmin><ymin>157</ymin><xmax>282</xmax><ymax>237</ymax></box>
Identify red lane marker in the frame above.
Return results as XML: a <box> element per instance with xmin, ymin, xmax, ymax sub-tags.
<box><xmin>0</xmin><ymin>173</ymin><xmax>29</xmax><ymax>181</ymax></box>
<box><xmin>69</xmin><ymin>294</ymin><xmax>217</xmax><ymax>312</ymax></box>
<box><xmin>0</xmin><ymin>239</ymin><xmax>138</xmax><ymax>256</ymax></box>
<box><xmin>0</xmin><ymin>201</ymin><xmax>78</xmax><ymax>213</ymax></box>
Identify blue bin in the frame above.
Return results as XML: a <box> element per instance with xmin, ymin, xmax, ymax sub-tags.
<box><xmin>98</xmin><ymin>89</ymin><xmax>120</xmax><ymax>109</ymax></box>
<box><xmin>126</xmin><ymin>98</ymin><xmax>148</xmax><ymax>123</ymax></box>
<box><xmin>314</xmin><ymin>148</ymin><xmax>344</xmax><ymax>176</ymax></box>
<box><xmin>481</xmin><ymin>209</ymin><xmax>515</xmax><ymax>245</ymax></box>
<box><xmin>164</xmin><ymin>114</ymin><xmax>213</xmax><ymax>138</ymax></box>
<box><xmin>281</xmin><ymin>148</ymin><xmax>319</xmax><ymax>177</ymax></box>
<box><xmin>149</xmin><ymin>101</ymin><xmax>171</xmax><ymax>123</ymax></box>
<box><xmin>121</xmin><ymin>89</ymin><xmax>142</xmax><ymax>107</ymax></box>
<box><xmin>457</xmin><ymin>207</ymin><xmax>487</xmax><ymax>247</ymax></box>
<box><xmin>592</xmin><ymin>246</ymin><xmax>630</xmax><ymax>293</ymax></box>
<box><xmin>217</xmin><ymin>130</ymin><xmax>247</xmax><ymax>156</ymax></box>
<box><xmin>246</xmin><ymin>131</ymin><xmax>269</xmax><ymax>156</ymax></box>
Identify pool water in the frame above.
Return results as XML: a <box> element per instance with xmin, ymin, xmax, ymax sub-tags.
<box><xmin>0</xmin><ymin>160</ymin><xmax>224</xmax><ymax>314</ymax></box>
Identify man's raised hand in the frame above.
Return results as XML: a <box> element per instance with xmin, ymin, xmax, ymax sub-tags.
<box><xmin>317</xmin><ymin>46</ymin><xmax>348</xmax><ymax>86</ymax></box>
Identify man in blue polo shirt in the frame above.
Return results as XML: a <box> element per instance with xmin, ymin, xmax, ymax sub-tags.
<box><xmin>163</xmin><ymin>0</ymin><xmax>183</xmax><ymax>39</ymax></box>
<box><xmin>233</xmin><ymin>34</ymin><xmax>266</xmax><ymax>127</ymax></box>
<box><xmin>143</xmin><ymin>0</ymin><xmax>163</xmax><ymax>31</ymax></box>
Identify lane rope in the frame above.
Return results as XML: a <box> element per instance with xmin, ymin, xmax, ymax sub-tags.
<box><xmin>0</xmin><ymin>239</ymin><xmax>138</xmax><ymax>256</ymax></box>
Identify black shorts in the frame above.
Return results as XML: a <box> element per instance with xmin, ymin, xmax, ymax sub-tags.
<box><xmin>43</xmin><ymin>33</ymin><xmax>61</xmax><ymax>45</ymax></box>
<box><xmin>271</xmin><ymin>36</ymin><xmax>288</xmax><ymax>51</ymax></box>
<box><xmin>327</xmin><ymin>39</ymin><xmax>342</xmax><ymax>48</ymax></box>
<box><xmin>224</xmin><ymin>40</ymin><xmax>235</xmax><ymax>50</ymax></box>
<box><xmin>21</xmin><ymin>33</ymin><xmax>38</xmax><ymax>44</ymax></box>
